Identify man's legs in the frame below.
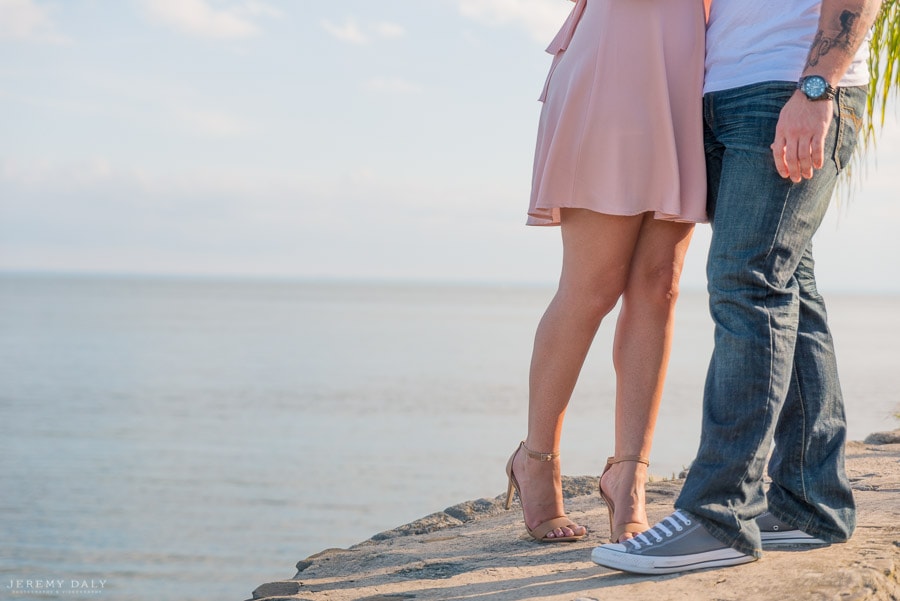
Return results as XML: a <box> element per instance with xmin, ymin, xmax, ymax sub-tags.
<box><xmin>675</xmin><ymin>82</ymin><xmax>864</xmax><ymax>556</ymax></box>
<box><xmin>766</xmin><ymin>243</ymin><xmax>855</xmax><ymax>541</ymax></box>
<box><xmin>591</xmin><ymin>83</ymin><xmax>865</xmax><ymax>575</ymax></box>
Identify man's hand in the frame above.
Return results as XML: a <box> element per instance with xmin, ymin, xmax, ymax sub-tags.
<box><xmin>770</xmin><ymin>91</ymin><xmax>834</xmax><ymax>182</ymax></box>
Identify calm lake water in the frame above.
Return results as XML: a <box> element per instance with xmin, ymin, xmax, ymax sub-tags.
<box><xmin>1</xmin><ymin>274</ymin><xmax>896</xmax><ymax>600</ymax></box>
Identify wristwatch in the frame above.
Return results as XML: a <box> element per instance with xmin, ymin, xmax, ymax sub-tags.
<box><xmin>798</xmin><ymin>75</ymin><xmax>836</xmax><ymax>101</ymax></box>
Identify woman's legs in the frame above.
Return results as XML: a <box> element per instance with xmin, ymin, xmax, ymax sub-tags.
<box><xmin>600</xmin><ymin>214</ymin><xmax>694</xmax><ymax>540</ymax></box>
<box><xmin>515</xmin><ymin>208</ymin><xmax>645</xmax><ymax>539</ymax></box>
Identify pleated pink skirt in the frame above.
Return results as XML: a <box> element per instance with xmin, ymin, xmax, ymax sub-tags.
<box><xmin>528</xmin><ymin>0</ymin><xmax>708</xmax><ymax>225</ymax></box>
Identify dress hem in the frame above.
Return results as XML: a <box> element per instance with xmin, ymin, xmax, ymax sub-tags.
<box><xmin>526</xmin><ymin>206</ymin><xmax>708</xmax><ymax>226</ymax></box>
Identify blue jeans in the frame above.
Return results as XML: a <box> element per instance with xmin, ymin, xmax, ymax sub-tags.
<box><xmin>675</xmin><ymin>82</ymin><xmax>866</xmax><ymax>558</ymax></box>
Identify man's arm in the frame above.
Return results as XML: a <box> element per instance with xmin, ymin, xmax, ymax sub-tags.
<box><xmin>771</xmin><ymin>0</ymin><xmax>882</xmax><ymax>182</ymax></box>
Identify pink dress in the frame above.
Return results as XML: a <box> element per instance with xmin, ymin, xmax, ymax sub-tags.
<box><xmin>528</xmin><ymin>0</ymin><xmax>708</xmax><ymax>225</ymax></box>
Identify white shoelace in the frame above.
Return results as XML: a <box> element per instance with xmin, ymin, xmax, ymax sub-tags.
<box><xmin>625</xmin><ymin>510</ymin><xmax>692</xmax><ymax>550</ymax></box>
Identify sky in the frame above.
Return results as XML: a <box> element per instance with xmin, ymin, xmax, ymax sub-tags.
<box><xmin>1</xmin><ymin>0</ymin><xmax>899</xmax><ymax>292</ymax></box>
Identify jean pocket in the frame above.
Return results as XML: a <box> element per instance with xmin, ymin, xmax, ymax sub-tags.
<box><xmin>833</xmin><ymin>86</ymin><xmax>866</xmax><ymax>171</ymax></box>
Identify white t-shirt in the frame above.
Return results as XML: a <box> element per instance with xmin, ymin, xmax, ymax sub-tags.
<box><xmin>704</xmin><ymin>0</ymin><xmax>870</xmax><ymax>94</ymax></box>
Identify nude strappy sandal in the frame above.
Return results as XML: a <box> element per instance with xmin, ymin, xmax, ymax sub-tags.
<box><xmin>599</xmin><ymin>455</ymin><xmax>650</xmax><ymax>543</ymax></box>
<box><xmin>504</xmin><ymin>441</ymin><xmax>586</xmax><ymax>543</ymax></box>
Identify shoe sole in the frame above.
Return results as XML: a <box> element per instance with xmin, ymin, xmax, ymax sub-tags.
<box><xmin>591</xmin><ymin>546</ymin><xmax>757</xmax><ymax>575</ymax></box>
<box><xmin>760</xmin><ymin>531</ymin><xmax>827</xmax><ymax>547</ymax></box>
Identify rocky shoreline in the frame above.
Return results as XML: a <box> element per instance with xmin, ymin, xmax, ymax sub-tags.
<box><xmin>247</xmin><ymin>432</ymin><xmax>900</xmax><ymax>601</ymax></box>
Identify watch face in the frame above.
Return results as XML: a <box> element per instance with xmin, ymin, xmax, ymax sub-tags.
<box><xmin>802</xmin><ymin>76</ymin><xmax>827</xmax><ymax>99</ymax></box>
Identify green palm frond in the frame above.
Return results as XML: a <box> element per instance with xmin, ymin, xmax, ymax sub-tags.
<box><xmin>866</xmin><ymin>0</ymin><xmax>900</xmax><ymax>140</ymax></box>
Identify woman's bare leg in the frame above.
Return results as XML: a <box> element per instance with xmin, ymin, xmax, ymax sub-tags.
<box><xmin>514</xmin><ymin>208</ymin><xmax>645</xmax><ymax>539</ymax></box>
<box><xmin>600</xmin><ymin>214</ymin><xmax>695</xmax><ymax>541</ymax></box>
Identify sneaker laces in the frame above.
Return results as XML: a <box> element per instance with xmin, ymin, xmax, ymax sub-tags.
<box><xmin>626</xmin><ymin>510</ymin><xmax>692</xmax><ymax>550</ymax></box>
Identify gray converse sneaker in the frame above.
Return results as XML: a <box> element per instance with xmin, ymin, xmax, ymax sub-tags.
<box><xmin>590</xmin><ymin>511</ymin><xmax>756</xmax><ymax>575</ymax></box>
<box><xmin>757</xmin><ymin>512</ymin><xmax>826</xmax><ymax>547</ymax></box>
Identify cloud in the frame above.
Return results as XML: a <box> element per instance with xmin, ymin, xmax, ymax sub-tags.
<box><xmin>173</xmin><ymin>106</ymin><xmax>254</xmax><ymax>137</ymax></box>
<box><xmin>364</xmin><ymin>77</ymin><xmax>423</xmax><ymax>95</ymax></box>
<box><xmin>457</xmin><ymin>0</ymin><xmax>571</xmax><ymax>43</ymax></box>
<box><xmin>142</xmin><ymin>0</ymin><xmax>280</xmax><ymax>39</ymax></box>
<box><xmin>320</xmin><ymin>18</ymin><xmax>367</xmax><ymax>45</ymax></box>
<box><xmin>0</xmin><ymin>0</ymin><xmax>65</xmax><ymax>42</ymax></box>
<box><xmin>320</xmin><ymin>18</ymin><xmax>406</xmax><ymax>45</ymax></box>
<box><xmin>372</xmin><ymin>21</ymin><xmax>406</xmax><ymax>39</ymax></box>
<box><xmin>234</xmin><ymin>0</ymin><xmax>281</xmax><ymax>19</ymax></box>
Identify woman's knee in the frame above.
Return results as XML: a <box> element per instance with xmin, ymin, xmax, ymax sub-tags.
<box><xmin>627</xmin><ymin>219</ymin><xmax>693</xmax><ymax>310</ymax></box>
<box><xmin>626</xmin><ymin>262</ymin><xmax>683</xmax><ymax>311</ymax></box>
<box><xmin>555</xmin><ymin>276</ymin><xmax>625</xmax><ymax>322</ymax></box>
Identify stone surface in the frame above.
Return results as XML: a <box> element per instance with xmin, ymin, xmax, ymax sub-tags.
<box><xmin>865</xmin><ymin>430</ymin><xmax>900</xmax><ymax>445</ymax></box>
<box><xmin>248</xmin><ymin>441</ymin><xmax>900</xmax><ymax>601</ymax></box>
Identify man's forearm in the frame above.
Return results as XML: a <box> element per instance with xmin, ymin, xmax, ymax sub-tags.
<box><xmin>773</xmin><ymin>0</ymin><xmax>881</xmax><ymax>182</ymax></box>
<box><xmin>803</xmin><ymin>0</ymin><xmax>883</xmax><ymax>84</ymax></box>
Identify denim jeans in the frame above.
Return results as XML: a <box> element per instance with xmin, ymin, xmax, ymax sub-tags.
<box><xmin>675</xmin><ymin>81</ymin><xmax>866</xmax><ymax>558</ymax></box>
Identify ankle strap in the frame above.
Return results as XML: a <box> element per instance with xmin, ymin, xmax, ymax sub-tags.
<box><xmin>521</xmin><ymin>441</ymin><xmax>559</xmax><ymax>462</ymax></box>
<box><xmin>606</xmin><ymin>455</ymin><xmax>650</xmax><ymax>467</ymax></box>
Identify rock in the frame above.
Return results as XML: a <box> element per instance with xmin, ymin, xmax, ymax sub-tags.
<box><xmin>560</xmin><ymin>475</ymin><xmax>601</xmax><ymax>498</ymax></box>
<box><xmin>370</xmin><ymin>511</ymin><xmax>464</xmax><ymax>540</ymax></box>
<box><xmin>247</xmin><ymin>440</ymin><xmax>900</xmax><ymax>601</ymax></box>
<box><xmin>864</xmin><ymin>430</ymin><xmax>900</xmax><ymax>445</ymax></box>
<box><xmin>444</xmin><ymin>498</ymin><xmax>504</xmax><ymax>522</ymax></box>
<box><xmin>250</xmin><ymin>580</ymin><xmax>303</xmax><ymax>599</ymax></box>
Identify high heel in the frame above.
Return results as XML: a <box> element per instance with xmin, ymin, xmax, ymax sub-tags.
<box><xmin>598</xmin><ymin>455</ymin><xmax>650</xmax><ymax>543</ymax></box>
<box><xmin>504</xmin><ymin>441</ymin><xmax>586</xmax><ymax>543</ymax></box>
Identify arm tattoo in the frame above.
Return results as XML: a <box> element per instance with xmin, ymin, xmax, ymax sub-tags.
<box><xmin>807</xmin><ymin>10</ymin><xmax>859</xmax><ymax>68</ymax></box>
